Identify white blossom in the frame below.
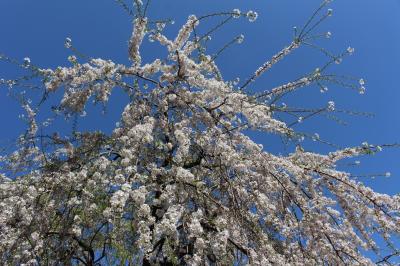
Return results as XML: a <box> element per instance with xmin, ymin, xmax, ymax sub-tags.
<box><xmin>236</xmin><ymin>34</ymin><xmax>244</xmax><ymax>44</ymax></box>
<box><xmin>246</xmin><ymin>10</ymin><xmax>258</xmax><ymax>22</ymax></box>
<box><xmin>232</xmin><ymin>8</ymin><xmax>241</xmax><ymax>18</ymax></box>
<box><xmin>129</xmin><ymin>17</ymin><xmax>147</xmax><ymax>64</ymax></box>
<box><xmin>327</xmin><ymin>100</ymin><xmax>335</xmax><ymax>111</ymax></box>
<box><xmin>64</xmin><ymin>37</ymin><xmax>72</xmax><ymax>48</ymax></box>
<box><xmin>325</xmin><ymin>31</ymin><xmax>332</xmax><ymax>38</ymax></box>
<box><xmin>347</xmin><ymin>46</ymin><xmax>355</xmax><ymax>54</ymax></box>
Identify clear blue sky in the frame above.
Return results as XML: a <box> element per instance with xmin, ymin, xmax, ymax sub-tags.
<box><xmin>0</xmin><ymin>0</ymin><xmax>399</xmax><ymax>198</ymax></box>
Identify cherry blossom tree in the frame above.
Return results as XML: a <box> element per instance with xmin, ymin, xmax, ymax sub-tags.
<box><xmin>1</xmin><ymin>0</ymin><xmax>399</xmax><ymax>265</ymax></box>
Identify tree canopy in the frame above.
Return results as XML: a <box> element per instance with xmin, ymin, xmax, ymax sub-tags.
<box><xmin>0</xmin><ymin>0</ymin><xmax>399</xmax><ymax>265</ymax></box>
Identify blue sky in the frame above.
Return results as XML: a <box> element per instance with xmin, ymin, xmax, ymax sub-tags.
<box><xmin>0</xmin><ymin>0</ymin><xmax>399</xmax><ymax>198</ymax></box>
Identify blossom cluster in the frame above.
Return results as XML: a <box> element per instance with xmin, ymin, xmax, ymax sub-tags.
<box><xmin>0</xmin><ymin>3</ymin><xmax>399</xmax><ymax>266</ymax></box>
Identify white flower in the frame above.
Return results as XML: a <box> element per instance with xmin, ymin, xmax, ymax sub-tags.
<box><xmin>103</xmin><ymin>208</ymin><xmax>112</xmax><ymax>218</ymax></box>
<box><xmin>31</xmin><ymin>232</ymin><xmax>40</xmax><ymax>242</ymax></box>
<box><xmin>72</xmin><ymin>225</ymin><xmax>82</xmax><ymax>237</ymax></box>
<box><xmin>320</xmin><ymin>86</ymin><xmax>328</xmax><ymax>93</ymax></box>
<box><xmin>359</xmin><ymin>78</ymin><xmax>365</xmax><ymax>85</ymax></box>
<box><xmin>327</xmin><ymin>101</ymin><xmax>335</xmax><ymax>111</ymax></box>
<box><xmin>188</xmin><ymin>211</ymin><xmax>203</xmax><ymax>237</ymax></box>
<box><xmin>246</xmin><ymin>10</ymin><xmax>258</xmax><ymax>22</ymax></box>
<box><xmin>23</xmin><ymin>57</ymin><xmax>31</xmax><ymax>66</ymax></box>
<box><xmin>176</xmin><ymin>167</ymin><xmax>195</xmax><ymax>181</ymax></box>
<box><xmin>65</xmin><ymin>37</ymin><xmax>72</xmax><ymax>48</ymax></box>
<box><xmin>232</xmin><ymin>9</ymin><xmax>241</xmax><ymax>18</ymax></box>
<box><xmin>385</xmin><ymin>172</ymin><xmax>391</xmax><ymax>177</ymax></box>
<box><xmin>325</xmin><ymin>31</ymin><xmax>332</xmax><ymax>38</ymax></box>
<box><xmin>236</xmin><ymin>34</ymin><xmax>244</xmax><ymax>44</ymax></box>
<box><xmin>347</xmin><ymin>46</ymin><xmax>355</xmax><ymax>54</ymax></box>
<box><xmin>68</xmin><ymin>55</ymin><xmax>77</xmax><ymax>63</ymax></box>
<box><xmin>166</xmin><ymin>142</ymin><xmax>173</xmax><ymax>150</ymax></box>
<box><xmin>156</xmin><ymin>22</ymin><xmax>166</xmax><ymax>31</ymax></box>
<box><xmin>359</xmin><ymin>86</ymin><xmax>366</xmax><ymax>95</ymax></box>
